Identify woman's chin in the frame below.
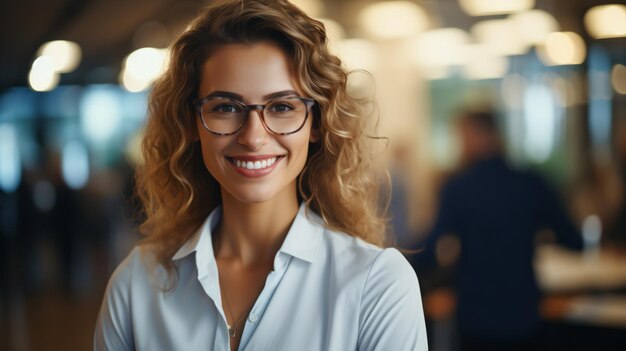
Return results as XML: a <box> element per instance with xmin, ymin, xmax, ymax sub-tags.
<box><xmin>222</xmin><ymin>186</ymin><xmax>282</xmax><ymax>206</ymax></box>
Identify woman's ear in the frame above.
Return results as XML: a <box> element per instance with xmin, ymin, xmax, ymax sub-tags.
<box><xmin>309</xmin><ymin>127</ymin><xmax>320</xmax><ymax>143</ymax></box>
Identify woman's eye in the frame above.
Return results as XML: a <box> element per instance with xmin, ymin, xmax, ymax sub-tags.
<box><xmin>268</xmin><ymin>103</ymin><xmax>294</xmax><ymax>113</ymax></box>
<box><xmin>212</xmin><ymin>104</ymin><xmax>241</xmax><ymax>113</ymax></box>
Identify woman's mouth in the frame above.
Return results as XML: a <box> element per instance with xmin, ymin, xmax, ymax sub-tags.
<box><xmin>226</xmin><ymin>155</ymin><xmax>285</xmax><ymax>177</ymax></box>
<box><xmin>232</xmin><ymin>156</ymin><xmax>277</xmax><ymax>170</ymax></box>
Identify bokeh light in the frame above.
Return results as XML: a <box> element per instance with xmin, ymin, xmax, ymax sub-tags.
<box><xmin>61</xmin><ymin>140</ymin><xmax>90</xmax><ymax>190</ymax></box>
<box><xmin>37</xmin><ymin>40</ymin><xmax>82</xmax><ymax>73</ymax></box>
<box><xmin>80</xmin><ymin>86</ymin><xmax>123</xmax><ymax>143</ymax></box>
<box><xmin>120</xmin><ymin>47</ymin><xmax>168</xmax><ymax>92</ymax></box>
<box><xmin>612</xmin><ymin>64</ymin><xmax>626</xmax><ymax>95</ymax></box>
<box><xmin>537</xmin><ymin>32</ymin><xmax>586</xmax><ymax>66</ymax></box>
<box><xmin>0</xmin><ymin>124</ymin><xmax>21</xmax><ymax>193</ymax></box>
<box><xmin>471</xmin><ymin>18</ymin><xmax>529</xmax><ymax>56</ymax></box>
<box><xmin>459</xmin><ymin>0</ymin><xmax>534</xmax><ymax>16</ymax></box>
<box><xmin>28</xmin><ymin>56</ymin><xmax>60</xmax><ymax>92</ymax></box>
<box><xmin>584</xmin><ymin>4</ymin><xmax>626</xmax><ymax>39</ymax></box>
<box><xmin>359</xmin><ymin>1</ymin><xmax>429</xmax><ymax>39</ymax></box>
<box><xmin>509</xmin><ymin>9</ymin><xmax>560</xmax><ymax>46</ymax></box>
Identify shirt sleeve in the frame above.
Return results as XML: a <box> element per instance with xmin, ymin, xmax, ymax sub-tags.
<box><xmin>93</xmin><ymin>254</ymin><xmax>135</xmax><ymax>351</ymax></box>
<box><xmin>358</xmin><ymin>248</ymin><xmax>428</xmax><ymax>351</ymax></box>
<box><xmin>536</xmin><ymin>176</ymin><xmax>584</xmax><ymax>251</ymax></box>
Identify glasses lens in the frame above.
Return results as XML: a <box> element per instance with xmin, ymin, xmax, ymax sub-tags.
<box><xmin>264</xmin><ymin>97</ymin><xmax>308</xmax><ymax>134</ymax></box>
<box><xmin>200</xmin><ymin>98</ymin><xmax>246</xmax><ymax>134</ymax></box>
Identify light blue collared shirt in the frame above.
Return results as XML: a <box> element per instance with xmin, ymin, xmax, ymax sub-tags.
<box><xmin>94</xmin><ymin>204</ymin><xmax>428</xmax><ymax>350</ymax></box>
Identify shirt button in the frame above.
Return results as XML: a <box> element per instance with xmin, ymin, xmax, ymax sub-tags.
<box><xmin>249</xmin><ymin>313</ymin><xmax>258</xmax><ymax>322</ymax></box>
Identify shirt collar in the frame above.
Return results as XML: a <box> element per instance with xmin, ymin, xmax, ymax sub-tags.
<box><xmin>172</xmin><ymin>207</ymin><xmax>221</xmax><ymax>261</ymax></box>
<box><xmin>171</xmin><ymin>203</ymin><xmax>324</xmax><ymax>264</ymax></box>
<box><xmin>278</xmin><ymin>203</ymin><xmax>324</xmax><ymax>263</ymax></box>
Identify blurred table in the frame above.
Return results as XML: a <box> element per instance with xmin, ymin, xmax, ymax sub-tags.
<box><xmin>535</xmin><ymin>245</ymin><xmax>626</xmax><ymax>293</ymax></box>
<box><xmin>535</xmin><ymin>244</ymin><xmax>626</xmax><ymax>350</ymax></box>
<box><xmin>535</xmin><ymin>245</ymin><xmax>626</xmax><ymax>350</ymax></box>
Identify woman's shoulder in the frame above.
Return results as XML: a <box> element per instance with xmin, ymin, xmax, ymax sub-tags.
<box><xmin>319</xmin><ymin>225</ymin><xmax>416</xmax><ymax>283</ymax></box>
<box><xmin>105</xmin><ymin>244</ymin><xmax>166</xmax><ymax>293</ymax></box>
<box><xmin>320</xmin><ymin>226</ymin><xmax>424</xmax><ymax>343</ymax></box>
<box><xmin>301</xmin><ymin>206</ymin><xmax>402</xmax><ymax>265</ymax></box>
<box><xmin>113</xmin><ymin>244</ymin><xmax>153</xmax><ymax>272</ymax></box>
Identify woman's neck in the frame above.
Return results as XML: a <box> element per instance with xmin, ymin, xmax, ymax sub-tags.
<box><xmin>214</xmin><ymin>188</ymin><xmax>300</xmax><ymax>268</ymax></box>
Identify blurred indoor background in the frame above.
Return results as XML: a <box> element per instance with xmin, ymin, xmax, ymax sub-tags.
<box><xmin>1</xmin><ymin>0</ymin><xmax>626</xmax><ymax>350</ymax></box>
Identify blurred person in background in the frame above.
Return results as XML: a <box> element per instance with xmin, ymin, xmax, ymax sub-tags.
<box><xmin>94</xmin><ymin>1</ymin><xmax>427</xmax><ymax>350</ymax></box>
<box><xmin>415</xmin><ymin>108</ymin><xmax>584</xmax><ymax>351</ymax></box>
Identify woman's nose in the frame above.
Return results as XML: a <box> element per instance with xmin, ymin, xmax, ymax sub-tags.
<box><xmin>236</xmin><ymin>110</ymin><xmax>270</xmax><ymax>150</ymax></box>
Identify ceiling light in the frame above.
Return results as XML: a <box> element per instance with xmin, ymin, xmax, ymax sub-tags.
<box><xmin>121</xmin><ymin>47</ymin><xmax>168</xmax><ymax>92</ymax></box>
<box><xmin>37</xmin><ymin>40</ymin><xmax>82</xmax><ymax>73</ymax></box>
<box><xmin>125</xmin><ymin>47</ymin><xmax>168</xmax><ymax>81</ymax></box>
<box><xmin>459</xmin><ymin>0</ymin><xmax>534</xmax><ymax>16</ymax></box>
<box><xmin>360</xmin><ymin>1</ymin><xmax>429</xmax><ymax>39</ymax></box>
<box><xmin>121</xmin><ymin>69</ymin><xmax>150</xmax><ymax>93</ymax></box>
<box><xmin>471</xmin><ymin>19</ymin><xmax>529</xmax><ymax>56</ymax></box>
<box><xmin>28</xmin><ymin>56</ymin><xmax>60</xmax><ymax>92</ymax></box>
<box><xmin>584</xmin><ymin>4</ymin><xmax>626</xmax><ymax>39</ymax></box>
<box><xmin>408</xmin><ymin>28</ymin><xmax>470</xmax><ymax>67</ymax></box>
<box><xmin>510</xmin><ymin>9</ymin><xmax>560</xmax><ymax>45</ymax></box>
<box><xmin>537</xmin><ymin>32</ymin><xmax>586</xmax><ymax>66</ymax></box>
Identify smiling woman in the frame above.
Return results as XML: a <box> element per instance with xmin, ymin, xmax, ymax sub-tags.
<box><xmin>93</xmin><ymin>1</ymin><xmax>427</xmax><ymax>350</ymax></box>
<box><xmin>195</xmin><ymin>42</ymin><xmax>316</xmax><ymax>206</ymax></box>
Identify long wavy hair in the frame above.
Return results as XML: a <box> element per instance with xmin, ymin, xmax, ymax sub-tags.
<box><xmin>136</xmin><ymin>0</ymin><xmax>389</xmax><ymax>275</ymax></box>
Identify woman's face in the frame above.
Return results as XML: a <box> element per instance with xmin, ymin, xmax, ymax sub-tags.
<box><xmin>195</xmin><ymin>41</ymin><xmax>318</xmax><ymax>205</ymax></box>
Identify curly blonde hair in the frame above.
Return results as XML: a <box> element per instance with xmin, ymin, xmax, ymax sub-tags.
<box><xmin>136</xmin><ymin>0</ymin><xmax>389</xmax><ymax>275</ymax></box>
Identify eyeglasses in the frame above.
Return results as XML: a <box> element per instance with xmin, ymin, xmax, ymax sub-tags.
<box><xmin>194</xmin><ymin>95</ymin><xmax>316</xmax><ymax>136</ymax></box>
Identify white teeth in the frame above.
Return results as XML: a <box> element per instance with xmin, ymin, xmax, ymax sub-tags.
<box><xmin>233</xmin><ymin>157</ymin><xmax>277</xmax><ymax>170</ymax></box>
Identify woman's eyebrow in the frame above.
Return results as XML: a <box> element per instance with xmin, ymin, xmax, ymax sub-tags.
<box><xmin>204</xmin><ymin>91</ymin><xmax>244</xmax><ymax>100</ymax></box>
<box><xmin>202</xmin><ymin>90</ymin><xmax>300</xmax><ymax>101</ymax></box>
<box><xmin>262</xmin><ymin>90</ymin><xmax>300</xmax><ymax>100</ymax></box>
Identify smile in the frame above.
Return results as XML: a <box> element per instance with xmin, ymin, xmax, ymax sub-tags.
<box><xmin>233</xmin><ymin>157</ymin><xmax>277</xmax><ymax>170</ymax></box>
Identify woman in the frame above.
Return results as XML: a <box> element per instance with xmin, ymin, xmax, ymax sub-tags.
<box><xmin>94</xmin><ymin>1</ymin><xmax>427</xmax><ymax>350</ymax></box>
